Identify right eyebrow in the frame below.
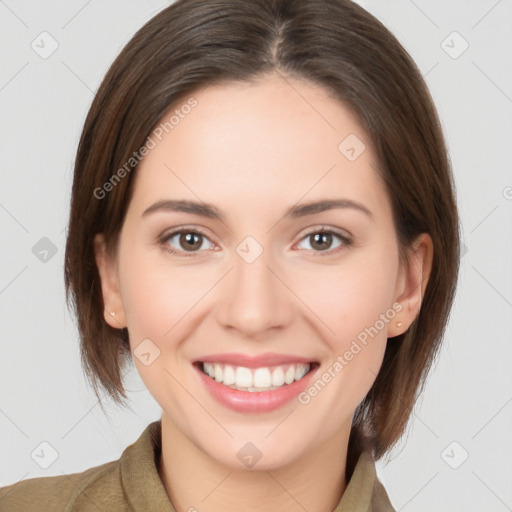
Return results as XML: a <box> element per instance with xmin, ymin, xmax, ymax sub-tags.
<box><xmin>142</xmin><ymin>199</ymin><xmax>226</xmax><ymax>222</ymax></box>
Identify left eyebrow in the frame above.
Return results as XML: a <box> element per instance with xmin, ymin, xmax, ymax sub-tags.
<box><xmin>285</xmin><ymin>199</ymin><xmax>374</xmax><ymax>220</ymax></box>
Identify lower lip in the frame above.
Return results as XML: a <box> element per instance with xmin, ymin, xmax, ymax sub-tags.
<box><xmin>194</xmin><ymin>363</ymin><xmax>318</xmax><ymax>413</ymax></box>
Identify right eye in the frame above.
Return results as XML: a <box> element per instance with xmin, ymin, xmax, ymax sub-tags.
<box><xmin>160</xmin><ymin>228</ymin><xmax>215</xmax><ymax>257</ymax></box>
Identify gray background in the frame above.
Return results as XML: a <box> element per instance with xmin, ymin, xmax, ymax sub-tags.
<box><xmin>1</xmin><ymin>1</ymin><xmax>511</xmax><ymax>510</ymax></box>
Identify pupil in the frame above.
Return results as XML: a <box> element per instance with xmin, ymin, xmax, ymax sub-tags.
<box><xmin>182</xmin><ymin>233</ymin><xmax>201</xmax><ymax>250</ymax></box>
<box><xmin>312</xmin><ymin>233</ymin><xmax>331</xmax><ymax>251</ymax></box>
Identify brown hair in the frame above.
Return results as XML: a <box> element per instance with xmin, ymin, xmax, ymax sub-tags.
<box><xmin>64</xmin><ymin>0</ymin><xmax>460</xmax><ymax>470</ymax></box>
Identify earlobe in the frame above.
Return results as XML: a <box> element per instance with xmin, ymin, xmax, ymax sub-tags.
<box><xmin>389</xmin><ymin>233</ymin><xmax>433</xmax><ymax>337</ymax></box>
<box><xmin>94</xmin><ymin>233</ymin><xmax>127</xmax><ymax>329</ymax></box>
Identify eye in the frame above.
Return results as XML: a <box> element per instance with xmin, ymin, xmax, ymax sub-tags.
<box><xmin>159</xmin><ymin>228</ymin><xmax>214</xmax><ymax>257</ymax></box>
<box><xmin>296</xmin><ymin>227</ymin><xmax>352</xmax><ymax>256</ymax></box>
<box><xmin>159</xmin><ymin>226</ymin><xmax>352</xmax><ymax>258</ymax></box>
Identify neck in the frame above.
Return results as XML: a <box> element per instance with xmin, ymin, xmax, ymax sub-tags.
<box><xmin>158</xmin><ymin>413</ymin><xmax>350</xmax><ymax>512</ymax></box>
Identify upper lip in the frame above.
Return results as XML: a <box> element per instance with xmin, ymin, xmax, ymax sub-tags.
<box><xmin>194</xmin><ymin>352</ymin><xmax>317</xmax><ymax>368</ymax></box>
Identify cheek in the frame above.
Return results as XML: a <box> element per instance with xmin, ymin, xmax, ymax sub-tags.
<box><xmin>292</xmin><ymin>248</ymin><xmax>398</xmax><ymax>405</ymax></box>
<box><xmin>117</xmin><ymin>247</ymin><xmax>204</xmax><ymax>405</ymax></box>
<box><xmin>119</xmin><ymin>248</ymin><xmax>207</xmax><ymax>341</ymax></box>
<box><xmin>295</xmin><ymin>251</ymin><xmax>399</xmax><ymax>346</ymax></box>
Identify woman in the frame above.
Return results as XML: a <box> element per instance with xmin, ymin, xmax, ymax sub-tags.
<box><xmin>0</xmin><ymin>0</ymin><xmax>459</xmax><ymax>510</ymax></box>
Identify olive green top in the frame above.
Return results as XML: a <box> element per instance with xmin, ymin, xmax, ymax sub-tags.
<box><xmin>0</xmin><ymin>420</ymin><xmax>395</xmax><ymax>511</ymax></box>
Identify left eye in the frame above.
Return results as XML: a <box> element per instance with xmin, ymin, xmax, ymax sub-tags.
<box><xmin>296</xmin><ymin>229</ymin><xmax>349</xmax><ymax>254</ymax></box>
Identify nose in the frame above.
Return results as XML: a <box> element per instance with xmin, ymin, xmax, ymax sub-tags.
<box><xmin>215</xmin><ymin>248</ymin><xmax>293</xmax><ymax>338</ymax></box>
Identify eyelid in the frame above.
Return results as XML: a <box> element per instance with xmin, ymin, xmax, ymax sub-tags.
<box><xmin>159</xmin><ymin>225</ymin><xmax>214</xmax><ymax>240</ymax></box>
<box><xmin>298</xmin><ymin>224</ymin><xmax>353</xmax><ymax>242</ymax></box>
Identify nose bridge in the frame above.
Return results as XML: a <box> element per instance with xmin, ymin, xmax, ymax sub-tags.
<box><xmin>216</xmin><ymin>241</ymin><xmax>292</xmax><ymax>336</ymax></box>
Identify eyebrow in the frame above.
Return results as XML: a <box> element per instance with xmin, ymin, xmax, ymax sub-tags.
<box><xmin>142</xmin><ymin>198</ymin><xmax>374</xmax><ymax>221</ymax></box>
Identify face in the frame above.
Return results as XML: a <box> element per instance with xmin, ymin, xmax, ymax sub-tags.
<box><xmin>96</xmin><ymin>73</ymin><xmax>427</xmax><ymax>470</ymax></box>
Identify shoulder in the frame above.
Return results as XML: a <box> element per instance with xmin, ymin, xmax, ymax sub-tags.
<box><xmin>0</xmin><ymin>421</ymin><xmax>163</xmax><ymax>512</ymax></box>
<box><xmin>0</xmin><ymin>458</ymin><xmax>129</xmax><ymax>512</ymax></box>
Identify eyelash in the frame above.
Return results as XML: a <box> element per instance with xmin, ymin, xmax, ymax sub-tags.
<box><xmin>158</xmin><ymin>225</ymin><xmax>353</xmax><ymax>258</ymax></box>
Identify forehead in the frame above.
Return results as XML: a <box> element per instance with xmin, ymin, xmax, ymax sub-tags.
<box><xmin>130</xmin><ymin>74</ymin><xmax>391</xmax><ymax>222</ymax></box>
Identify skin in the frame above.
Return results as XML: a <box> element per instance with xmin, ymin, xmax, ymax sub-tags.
<box><xmin>95</xmin><ymin>72</ymin><xmax>433</xmax><ymax>512</ymax></box>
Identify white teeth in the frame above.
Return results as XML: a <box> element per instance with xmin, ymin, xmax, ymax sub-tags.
<box><xmin>253</xmin><ymin>368</ymin><xmax>271</xmax><ymax>388</ymax></box>
<box><xmin>271</xmin><ymin>366</ymin><xmax>285</xmax><ymax>387</ymax></box>
<box><xmin>284</xmin><ymin>365</ymin><xmax>295</xmax><ymax>384</ymax></box>
<box><xmin>235</xmin><ymin>366</ymin><xmax>253</xmax><ymax>387</ymax></box>
<box><xmin>295</xmin><ymin>364</ymin><xmax>309</xmax><ymax>381</ymax></box>
<box><xmin>204</xmin><ymin>363</ymin><xmax>215</xmax><ymax>378</ymax></box>
<box><xmin>201</xmin><ymin>362</ymin><xmax>312</xmax><ymax>391</ymax></box>
<box><xmin>223</xmin><ymin>365</ymin><xmax>236</xmax><ymax>385</ymax></box>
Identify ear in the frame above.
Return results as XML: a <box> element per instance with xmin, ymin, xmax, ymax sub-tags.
<box><xmin>94</xmin><ymin>233</ymin><xmax>127</xmax><ymax>329</ymax></box>
<box><xmin>388</xmin><ymin>233</ymin><xmax>433</xmax><ymax>337</ymax></box>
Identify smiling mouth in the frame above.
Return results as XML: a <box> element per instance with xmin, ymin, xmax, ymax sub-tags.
<box><xmin>195</xmin><ymin>361</ymin><xmax>319</xmax><ymax>392</ymax></box>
